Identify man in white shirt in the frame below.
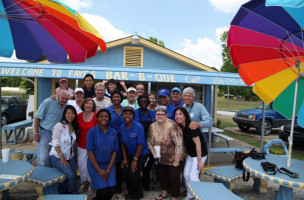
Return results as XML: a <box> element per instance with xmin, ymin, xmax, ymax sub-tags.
<box><xmin>68</xmin><ymin>88</ymin><xmax>84</xmax><ymax>114</ymax></box>
<box><xmin>93</xmin><ymin>82</ymin><xmax>112</xmax><ymax>111</ymax></box>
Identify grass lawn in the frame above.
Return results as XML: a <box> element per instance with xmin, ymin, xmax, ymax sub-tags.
<box><xmin>217</xmin><ymin>97</ymin><xmax>261</xmax><ymax>111</ymax></box>
<box><xmin>217</xmin><ymin>114</ymin><xmax>304</xmax><ymax>161</ymax></box>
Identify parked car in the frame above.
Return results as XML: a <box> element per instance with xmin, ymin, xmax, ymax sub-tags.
<box><xmin>279</xmin><ymin>123</ymin><xmax>304</xmax><ymax>145</ymax></box>
<box><xmin>233</xmin><ymin>103</ymin><xmax>291</xmax><ymax>135</ymax></box>
<box><xmin>1</xmin><ymin>96</ymin><xmax>27</xmax><ymax>126</ymax></box>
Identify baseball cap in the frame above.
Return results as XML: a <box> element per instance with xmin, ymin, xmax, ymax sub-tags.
<box><xmin>123</xmin><ymin>106</ymin><xmax>134</xmax><ymax>115</ymax></box>
<box><xmin>74</xmin><ymin>88</ymin><xmax>84</xmax><ymax>93</ymax></box>
<box><xmin>158</xmin><ymin>89</ymin><xmax>170</xmax><ymax>97</ymax></box>
<box><xmin>59</xmin><ymin>77</ymin><xmax>68</xmax><ymax>82</ymax></box>
<box><xmin>171</xmin><ymin>87</ymin><xmax>181</xmax><ymax>94</ymax></box>
<box><xmin>127</xmin><ymin>87</ymin><xmax>136</xmax><ymax>93</ymax></box>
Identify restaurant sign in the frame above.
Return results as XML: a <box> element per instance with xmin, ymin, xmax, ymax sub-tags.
<box><xmin>0</xmin><ymin>64</ymin><xmax>246</xmax><ymax>86</ymax></box>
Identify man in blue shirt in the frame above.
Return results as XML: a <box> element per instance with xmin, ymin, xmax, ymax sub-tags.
<box><xmin>170</xmin><ymin>87</ymin><xmax>185</xmax><ymax>108</ymax></box>
<box><xmin>158</xmin><ymin>89</ymin><xmax>175</xmax><ymax>120</ymax></box>
<box><xmin>183</xmin><ymin>87</ymin><xmax>213</xmax><ymax>138</ymax></box>
<box><xmin>34</xmin><ymin>90</ymin><xmax>69</xmax><ymax>167</ymax></box>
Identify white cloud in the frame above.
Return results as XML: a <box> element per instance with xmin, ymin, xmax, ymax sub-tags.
<box><xmin>175</xmin><ymin>37</ymin><xmax>222</xmax><ymax>70</ymax></box>
<box><xmin>208</xmin><ymin>0</ymin><xmax>247</xmax><ymax>13</ymax></box>
<box><xmin>215</xmin><ymin>26</ymin><xmax>229</xmax><ymax>42</ymax></box>
<box><xmin>60</xmin><ymin>0</ymin><xmax>92</xmax><ymax>10</ymax></box>
<box><xmin>0</xmin><ymin>51</ymin><xmax>25</xmax><ymax>63</ymax></box>
<box><xmin>81</xmin><ymin>13</ymin><xmax>131</xmax><ymax>42</ymax></box>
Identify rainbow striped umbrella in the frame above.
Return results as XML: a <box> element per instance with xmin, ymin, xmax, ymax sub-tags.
<box><xmin>228</xmin><ymin>0</ymin><xmax>304</xmax><ymax>167</ymax></box>
<box><xmin>0</xmin><ymin>0</ymin><xmax>107</xmax><ymax>63</ymax></box>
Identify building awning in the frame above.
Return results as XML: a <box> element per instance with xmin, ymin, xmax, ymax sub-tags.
<box><xmin>0</xmin><ymin>62</ymin><xmax>246</xmax><ymax>86</ymax></box>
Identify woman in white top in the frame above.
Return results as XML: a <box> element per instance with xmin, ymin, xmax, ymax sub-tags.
<box><xmin>56</xmin><ymin>77</ymin><xmax>74</xmax><ymax>99</ymax></box>
<box><xmin>50</xmin><ymin>105</ymin><xmax>79</xmax><ymax>194</ymax></box>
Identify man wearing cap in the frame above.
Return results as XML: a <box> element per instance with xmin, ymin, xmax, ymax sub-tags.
<box><xmin>93</xmin><ymin>82</ymin><xmax>112</xmax><ymax>111</ymax></box>
<box><xmin>34</xmin><ymin>90</ymin><xmax>70</xmax><ymax>167</ymax></box>
<box><xmin>158</xmin><ymin>89</ymin><xmax>175</xmax><ymax>120</ymax></box>
<box><xmin>68</xmin><ymin>88</ymin><xmax>84</xmax><ymax>114</ymax></box>
<box><xmin>121</xmin><ymin>87</ymin><xmax>139</xmax><ymax>109</ymax></box>
<box><xmin>83</xmin><ymin>74</ymin><xmax>95</xmax><ymax>99</ymax></box>
<box><xmin>182</xmin><ymin>87</ymin><xmax>213</xmax><ymax>138</ymax></box>
<box><xmin>170</xmin><ymin>87</ymin><xmax>185</xmax><ymax>108</ymax></box>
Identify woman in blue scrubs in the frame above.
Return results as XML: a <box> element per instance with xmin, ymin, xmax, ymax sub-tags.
<box><xmin>86</xmin><ymin>109</ymin><xmax>118</xmax><ymax>200</ymax></box>
<box><xmin>120</xmin><ymin>106</ymin><xmax>150</xmax><ymax>200</ymax></box>
<box><xmin>106</xmin><ymin>90</ymin><xmax>124</xmax><ymax>193</ymax></box>
<box><xmin>134</xmin><ymin>95</ymin><xmax>155</xmax><ymax>191</ymax></box>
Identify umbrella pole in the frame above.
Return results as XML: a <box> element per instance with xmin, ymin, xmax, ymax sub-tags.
<box><xmin>260</xmin><ymin>102</ymin><xmax>266</xmax><ymax>152</ymax></box>
<box><xmin>0</xmin><ymin>77</ymin><xmax>2</xmax><ymax>158</ymax></box>
<box><xmin>207</xmin><ymin>85</ymin><xmax>215</xmax><ymax>168</ymax></box>
<box><xmin>287</xmin><ymin>77</ymin><xmax>299</xmax><ymax>167</ymax></box>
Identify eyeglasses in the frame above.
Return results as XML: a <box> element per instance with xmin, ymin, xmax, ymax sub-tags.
<box><xmin>156</xmin><ymin>113</ymin><xmax>167</xmax><ymax>116</ymax></box>
<box><xmin>136</xmin><ymin>88</ymin><xmax>144</xmax><ymax>90</ymax></box>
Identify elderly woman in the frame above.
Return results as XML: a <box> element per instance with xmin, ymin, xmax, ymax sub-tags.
<box><xmin>174</xmin><ymin>107</ymin><xmax>208</xmax><ymax>200</ymax></box>
<box><xmin>77</xmin><ymin>98</ymin><xmax>97</xmax><ymax>194</ymax></box>
<box><xmin>148</xmin><ymin>106</ymin><xmax>184</xmax><ymax>200</ymax></box>
<box><xmin>87</xmin><ymin>109</ymin><xmax>118</xmax><ymax>200</ymax></box>
<box><xmin>50</xmin><ymin>105</ymin><xmax>78</xmax><ymax>194</ymax></box>
<box><xmin>120</xmin><ymin>106</ymin><xmax>150</xmax><ymax>200</ymax></box>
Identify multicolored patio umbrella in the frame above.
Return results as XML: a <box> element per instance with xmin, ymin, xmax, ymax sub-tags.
<box><xmin>228</xmin><ymin>0</ymin><xmax>304</xmax><ymax>167</ymax></box>
<box><xmin>0</xmin><ymin>0</ymin><xmax>107</xmax><ymax>63</ymax></box>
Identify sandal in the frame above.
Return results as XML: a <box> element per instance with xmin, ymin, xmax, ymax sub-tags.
<box><xmin>155</xmin><ymin>194</ymin><xmax>168</xmax><ymax>200</ymax></box>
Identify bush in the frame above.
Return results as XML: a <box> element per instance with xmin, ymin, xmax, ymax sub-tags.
<box><xmin>215</xmin><ymin>119</ymin><xmax>221</xmax><ymax>128</ymax></box>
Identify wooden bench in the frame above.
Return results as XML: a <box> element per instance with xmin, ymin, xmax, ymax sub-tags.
<box><xmin>43</xmin><ymin>194</ymin><xmax>87</xmax><ymax>200</ymax></box>
<box><xmin>203</xmin><ymin>165</ymin><xmax>244</xmax><ymax>191</ymax></box>
<box><xmin>188</xmin><ymin>181</ymin><xmax>243</xmax><ymax>200</ymax></box>
<box><xmin>26</xmin><ymin>167</ymin><xmax>66</xmax><ymax>200</ymax></box>
<box><xmin>2</xmin><ymin>120</ymin><xmax>33</xmax><ymax>144</ymax></box>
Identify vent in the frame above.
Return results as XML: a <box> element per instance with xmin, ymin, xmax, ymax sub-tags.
<box><xmin>124</xmin><ymin>46</ymin><xmax>143</xmax><ymax>67</ymax></box>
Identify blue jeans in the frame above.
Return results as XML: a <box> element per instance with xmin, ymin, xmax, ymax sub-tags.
<box><xmin>37</xmin><ymin>128</ymin><xmax>52</xmax><ymax>167</ymax></box>
<box><xmin>50</xmin><ymin>155</ymin><xmax>78</xmax><ymax>194</ymax></box>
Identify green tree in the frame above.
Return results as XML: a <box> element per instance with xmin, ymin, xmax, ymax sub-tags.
<box><xmin>1</xmin><ymin>77</ymin><xmax>34</xmax><ymax>95</ymax></box>
<box><xmin>219</xmin><ymin>31</ymin><xmax>257</xmax><ymax>100</ymax></box>
<box><xmin>149</xmin><ymin>37</ymin><xmax>165</xmax><ymax>47</ymax></box>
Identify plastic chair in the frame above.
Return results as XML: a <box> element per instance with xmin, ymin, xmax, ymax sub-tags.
<box><xmin>262</xmin><ymin>139</ymin><xmax>288</xmax><ymax>157</ymax></box>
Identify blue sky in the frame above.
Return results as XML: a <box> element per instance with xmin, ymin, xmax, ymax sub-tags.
<box><xmin>1</xmin><ymin>0</ymin><xmax>248</xmax><ymax>69</ymax></box>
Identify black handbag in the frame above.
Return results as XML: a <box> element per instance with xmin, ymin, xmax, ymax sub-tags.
<box><xmin>234</xmin><ymin>151</ymin><xmax>250</xmax><ymax>170</ymax></box>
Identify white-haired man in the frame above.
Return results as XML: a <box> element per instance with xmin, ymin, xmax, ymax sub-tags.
<box><xmin>182</xmin><ymin>87</ymin><xmax>213</xmax><ymax>132</ymax></box>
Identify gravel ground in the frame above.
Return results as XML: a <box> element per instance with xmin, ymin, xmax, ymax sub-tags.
<box><xmin>3</xmin><ymin>130</ymin><xmax>304</xmax><ymax>200</ymax></box>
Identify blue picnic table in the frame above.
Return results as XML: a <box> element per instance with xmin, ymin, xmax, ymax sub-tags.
<box><xmin>2</xmin><ymin>120</ymin><xmax>33</xmax><ymax>144</ymax></box>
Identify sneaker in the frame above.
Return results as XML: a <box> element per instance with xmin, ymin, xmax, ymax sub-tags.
<box><xmin>87</xmin><ymin>186</ymin><xmax>93</xmax><ymax>195</ymax></box>
<box><xmin>78</xmin><ymin>184</ymin><xmax>87</xmax><ymax>193</ymax></box>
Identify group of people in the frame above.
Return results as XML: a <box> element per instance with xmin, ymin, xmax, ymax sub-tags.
<box><xmin>33</xmin><ymin>74</ymin><xmax>213</xmax><ymax>200</ymax></box>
